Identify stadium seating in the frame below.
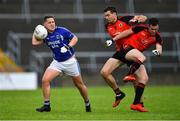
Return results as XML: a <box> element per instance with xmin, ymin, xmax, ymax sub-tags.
<box><xmin>0</xmin><ymin>0</ymin><xmax>22</xmax><ymax>13</ymax></box>
<box><xmin>29</xmin><ymin>0</ymin><xmax>74</xmax><ymax>14</ymax></box>
<box><xmin>0</xmin><ymin>0</ymin><xmax>179</xmax><ymax>77</ymax></box>
<box><xmin>134</xmin><ymin>0</ymin><xmax>178</xmax><ymax>13</ymax></box>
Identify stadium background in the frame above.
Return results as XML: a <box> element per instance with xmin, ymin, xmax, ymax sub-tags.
<box><xmin>0</xmin><ymin>0</ymin><xmax>180</xmax><ymax>87</ymax></box>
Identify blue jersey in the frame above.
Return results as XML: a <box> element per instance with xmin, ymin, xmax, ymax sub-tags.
<box><xmin>44</xmin><ymin>26</ymin><xmax>75</xmax><ymax>62</ymax></box>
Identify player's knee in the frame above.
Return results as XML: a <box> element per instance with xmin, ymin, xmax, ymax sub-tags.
<box><xmin>137</xmin><ymin>56</ymin><xmax>146</xmax><ymax>63</ymax></box>
<box><xmin>141</xmin><ymin>55</ymin><xmax>146</xmax><ymax>62</ymax></box>
<box><xmin>100</xmin><ymin>69</ymin><xmax>109</xmax><ymax>78</ymax></box>
<box><xmin>139</xmin><ymin>75</ymin><xmax>149</xmax><ymax>84</ymax></box>
<box><xmin>42</xmin><ymin>79</ymin><xmax>50</xmax><ymax>86</ymax></box>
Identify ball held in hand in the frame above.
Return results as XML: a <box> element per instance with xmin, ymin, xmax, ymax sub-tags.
<box><xmin>34</xmin><ymin>25</ymin><xmax>48</xmax><ymax>40</ymax></box>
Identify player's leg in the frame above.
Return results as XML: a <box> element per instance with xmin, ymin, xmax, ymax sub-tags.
<box><xmin>133</xmin><ymin>74</ymin><xmax>144</xmax><ymax>107</ymax></box>
<box><xmin>71</xmin><ymin>75</ymin><xmax>91</xmax><ymax>112</ymax></box>
<box><xmin>64</xmin><ymin>57</ymin><xmax>91</xmax><ymax>112</ymax></box>
<box><xmin>123</xmin><ymin>49</ymin><xmax>146</xmax><ymax>82</ymax></box>
<box><xmin>130</xmin><ymin>65</ymin><xmax>148</xmax><ymax>112</ymax></box>
<box><xmin>101</xmin><ymin>58</ymin><xmax>122</xmax><ymax>89</ymax></box>
<box><xmin>100</xmin><ymin>58</ymin><xmax>125</xmax><ymax>107</ymax></box>
<box><xmin>36</xmin><ymin>68</ymin><xmax>61</xmax><ymax>112</ymax></box>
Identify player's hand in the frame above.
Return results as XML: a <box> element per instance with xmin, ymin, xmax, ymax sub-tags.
<box><xmin>106</xmin><ymin>39</ymin><xmax>113</xmax><ymax>46</ymax></box>
<box><xmin>129</xmin><ymin>19</ymin><xmax>139</xmax><ymax>25</ymax></box>
<box><xmin>152</xmin><ymin>49</ymin><xmax>160</xmax><ymax>56</ymax></box>
<box><xmin>60</xmin><ymin>45</ymin><xmax>70</xmax><ymax>53</ymax></box>
<box><xmin>60</xmin><ymin>46</ymin><xmax>68</xmax><ymax>53</ymax></box>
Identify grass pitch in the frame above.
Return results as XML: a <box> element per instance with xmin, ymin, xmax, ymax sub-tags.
<box><xmin>0</xmin><ymin>86</ymin><xmax>180</xmax><ymax>120</ymax></box>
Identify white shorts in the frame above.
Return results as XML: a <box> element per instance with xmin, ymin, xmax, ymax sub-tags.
<box><xmin>48</xmin><ymin>57</ymin><xmax>81</xmax><ymax>76</ymax></box>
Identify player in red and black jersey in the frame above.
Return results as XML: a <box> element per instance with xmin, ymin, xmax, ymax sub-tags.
<box><xmin>114</xmin><ymin>18</ymin><xmax>163</xmax><ymax>112</ymax></box>
<box><xmin>100</xmin><ymin>6</ymin><xmax>147</xmax><ymax>109</ymax></box>
<box><xmin>105</xmin><ymin>9</ymin><xmax>147</xmax><ymax>51</ymax></box>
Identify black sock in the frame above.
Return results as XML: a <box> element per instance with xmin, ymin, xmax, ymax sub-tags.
<box><xmin>114</xmin><ymin>88</ymin><xmax>121</xmax><ymax>96</ymax></box>
<box><xmin>133</xmin><ymin>83</ymin><xmax>145</xmax><ymax>104</ymax></box>
<box><xmin>44</xmin><ymin>100</ymin><xmax>50</xmax><ymax>107</ymax></box>
<box><xmin>128</xmin><ymin>60</ymin><xmax>142</xmax><ymax>75</ymax></box>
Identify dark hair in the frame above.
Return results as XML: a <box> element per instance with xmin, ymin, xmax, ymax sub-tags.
<box><xmin>148</xmin><ymin>18</ymin><xmax>159</xmax><ymax>26</ymax></box>
<box><xmin>104</xmin><ymin>6</ymin><xmax>117</xmax><ymax>13</ymax></box>
<box><xmin>43</xmin><ymin>15</ymin><xmax>55</xmax><ymax>22</ymax></box>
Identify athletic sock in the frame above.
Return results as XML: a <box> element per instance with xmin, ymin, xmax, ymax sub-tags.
<box><xmin>133</xmin><ymin>83</ymin><xmax>145</xmax><ymax>104</ymax></box>
<box><xmin>85</xmin><ymin>100</ymin><xmax>91</xmax><ymax>112</ymax></box>
<box><xmin>128</xmin><ymin>60</ymin><xmax>142</xmax><ymax>75</ymax></box>
<box><xmin>85</xmin><ymin>100</ymin><xmax>90</xmax><ymax>106</ymax></box>
<box><xmin>44</xmin><ymin>100</ymin><xmax>50</xmax><ymax>107</ymax></box>
<box><xmin>114</xmin><ymin>88</ymin><xmax>121</xmax><ymax>96</ymax></box>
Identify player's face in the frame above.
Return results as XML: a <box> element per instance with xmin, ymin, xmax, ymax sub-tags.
<box><xmin>44</xmin><ymin>18</ymin><xmax>56</xmax><ymax>33</ymax></box>
<box><xmin>148</xmin><ymin>25</ymin><xmax>159</xmax><ymax>36</ymax></box>
<box><xmin>104</xmin><ymin>11</ymin><xmax>117</xmax><ymax>24</ymax></box>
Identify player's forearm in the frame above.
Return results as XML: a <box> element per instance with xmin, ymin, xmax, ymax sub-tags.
<box><xmin>68</xmin><ymin>36</ymin><xmax>78</xmax><ymax>47</ymax></box>
<box><xmin>134</xmin><ymin>15</ymin><xmax>147</xmax><ymax>23</ymax></box>
<box><xmin>112</xmin><ymin>29</ymin><xmax>133</xmax><ymax>41</ymax></box>
<box><xmin>156</xmin><ymin>44</ymin><xmax>162</xmax><ymax>55</ymax></box>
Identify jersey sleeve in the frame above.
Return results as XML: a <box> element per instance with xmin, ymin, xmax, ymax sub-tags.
<box><xmin>118</xmin><ymin>16</ymin><xmax>134</xmax><ymax>24</ymax></box>
<box><xmin>62</xmin><ymin>27</ymin><xmax>74</xmax><ymax>40</ymax></box>
<box><xmin>132</xmin><ymin>25</ymin><xmax>148</xmax><ymax>33</ymax></box>
<box><xmin>155</xmin><ymin>33</ymin><xmax>163</xmax><ymax>45</ymax></box>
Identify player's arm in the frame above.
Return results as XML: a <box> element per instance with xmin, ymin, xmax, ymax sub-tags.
<box><xmin>105</xmin><ymin>26</ymin><xmax>117</xmax><ymax>46</ymax></box>
<box><xmin>152</xmin><ymin>33</ymin><xmax>163</xmax><ymax>56</ymax></box>
<box><xmin>60</xmin><ymin>35</ymin><xmax>78</xmax><ymax>53</ymax></box>
<box><xmin>32</xmin><ymin>25</ymin><xmax>46</xmax><ymax>45</ymax></box>
<box><xmin>69</xmin><ymin>35</ymin><xmax>78</xmax><ymax>47</ymax></box>
<box><xmin>112</xmin><ymin>29</ymin><xmax>133</xmax><ymax>41</ymax></box>
<box><xmin>106</xmin><ymin>25</ymin><xmax>147</xmax><ymax>46</ymax></box>
<box><xmin>112</xmin><ymin>25</ymin><xmax>147</xmax><ymax>41</ymax></box>
<box><xmin>119</xmin><ymin>15</ymin><xmax>147</xmax><ymax>24</ymax></box>
<box><xmin>130</xmin><ymin>15</ymin><xmax>147</xmax><ymax>23</ymax></box>
<box><xmin>105</xmin><ymin>28</ymin><xmax>134</xmax><ymax>46</ymax></box>
<box><xmin>32</xmin><ymin>34</ymin><xmax>44</xmax><ymax>45</ymax></box>
<box><xmin>156</xmin><ymin>43</ymin><xmax>162</xmax><ymax>55</ymax></box>
<box><xmin>152</xmin><ymin>43</ymin><xmax>162</xmax><ymax>56</ymax></box>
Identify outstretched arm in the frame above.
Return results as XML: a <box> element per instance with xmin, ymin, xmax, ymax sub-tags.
<box><xmin>112</xmin><ymin>25</ymin><xmax>147</xmax><ymax>41</ymax></box>
<box><xmin>114</xmin><ymin>15</ymin><xmax>147</xmax><ymax>40</ymax></box>
<box><xmin>112</xmin><ymin>29</ymin><xmax>134</xmax><ymax>41</ymax></box>
<box><xmin>131</xmin><ymin>15</ymin><xmax>147</xmax><ymax>23</ymax></box>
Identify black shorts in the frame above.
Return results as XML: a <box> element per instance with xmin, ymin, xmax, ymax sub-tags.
<box><xmin>112</xmin><ymin>45</ymin><xmax>134</xmax><ymax>66</ymax></box>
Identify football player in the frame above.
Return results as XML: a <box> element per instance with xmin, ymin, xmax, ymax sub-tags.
<box><xmin>32</xmin><ymin>16</ymin><xmax>91</xmax><ymax>112</ymax></box>
<box><xmin>100</xmin><ymin>6</ymin><xmax>147</xmax><ymax>108</ymax></box>
<box><xmin>112</xmin><ymin>18</ymin><xmax>163</xmax><ymax>112</ymax></box>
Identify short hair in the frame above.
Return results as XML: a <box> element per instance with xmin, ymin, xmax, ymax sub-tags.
<box><xmin>43</xmin><ymin>15</ymin><xmax>54</xmax><ymax>22</ymax></box>
<box><xmin>148</xmin><ymin>18</ymin><xmax>159</xmax><ymax>26</ymax></box>
<box><xmin>104</xmin><ymin>6</ymin><xmax>117</xmax><ymax>13</ymax></box>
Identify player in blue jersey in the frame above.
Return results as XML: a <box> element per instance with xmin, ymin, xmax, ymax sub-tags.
<box><xmin>32</xmin><ymin>16</ymin><xmax>91</xmax><ymax>112</ymax></box>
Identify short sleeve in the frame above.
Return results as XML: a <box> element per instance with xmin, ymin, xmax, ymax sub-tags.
<box><xmin>62</xmin><ymin>27</ymin><xmax>74</xmax><ymax>40</ymax></box>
